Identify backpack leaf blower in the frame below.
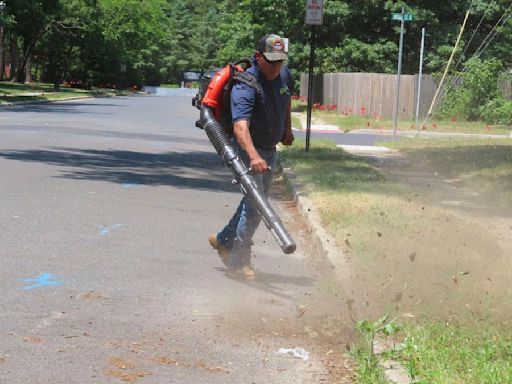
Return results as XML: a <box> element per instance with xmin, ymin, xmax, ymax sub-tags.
<box><xmin>193</xmin><ymin>62</ymin><xmax>296</xmax><ymax>254</ymax></box>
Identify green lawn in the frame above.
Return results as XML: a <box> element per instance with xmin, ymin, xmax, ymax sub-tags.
<box><xmin>291</xmin><ymin>99</ymin><xmax>512</xmax><ymax>135</ymax></box>
<box><xmin>351</xmin><ymin>318</ymin><xmax>512</xmax><ymax>384</ymax></box>
<box><xmin>0</xmin><ymin>81</ymin><xmax>125</xmax><ymax>104</ymax></box>
<box><xmin>389</xmin><ymin>321</ymin><xmax>512</xmax><ymax>384</ymax></box>
<box><xmin>279</xmin><ymin>137</ymin><xmax>512</xmax><ymax>383</ymax></box>
<box><xmin>384</xmin><ymin>137</ymin><xmax>512</xmax><ymax>205</ymax></box>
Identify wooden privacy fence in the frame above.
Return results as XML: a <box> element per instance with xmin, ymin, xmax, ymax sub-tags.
<box><xmin>300</xmin><ymin>72</ymin><xmax>438</xmax><ymax>120</ymax></box>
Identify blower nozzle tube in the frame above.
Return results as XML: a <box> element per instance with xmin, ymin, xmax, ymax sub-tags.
<box><xmin>200</xmin><ymin>106</ymin><xmax>296</xmax><ymax>254</ymax></box>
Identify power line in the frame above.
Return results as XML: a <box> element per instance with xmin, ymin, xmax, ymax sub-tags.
<box><xmin>453</xmin><ymin>1</ymin><xmax>494</xmax><ymax>71</ymax></box>
<box><xmin>472</xmin><ymin>1</ymin><xmax>512</xmax><ymax>59</ymax></box>
<box><xmin>432</xmin><ymin>2</ymin><xmax>512</xmax><ymax>114</ymax></box>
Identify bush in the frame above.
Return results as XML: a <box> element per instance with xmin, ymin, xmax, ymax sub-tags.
<box><xmin>440</xmin><ymin>58</ymin><xmax>504</xmax><ymax>121</ymax></box>
<box><xmin>480</xmin><ymin>97</ymin><xmax>512</xmax><ymax>125</ymax></box>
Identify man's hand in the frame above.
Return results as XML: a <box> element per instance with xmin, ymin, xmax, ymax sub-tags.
<box><xmin>250</xmin><ymin>156</ymin><xmax>268</xmax><ymax>173</ymax></box>
<box><xmin>281</xmin><ymin>129</ymin><xmax>294</xmax><ymax>146</ymax></box>
<box><xmin>234</xmin><ymin>120</ymin><xmax>268</xmax><ymax>173</ymax></box>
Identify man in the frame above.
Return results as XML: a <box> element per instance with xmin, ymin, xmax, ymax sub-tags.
<box><xmin>209</xmin><ymin>33</ymin><xmax>294</xmax><ymax>279</ymax></box>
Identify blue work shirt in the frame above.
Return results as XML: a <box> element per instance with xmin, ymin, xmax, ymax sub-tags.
<box><xmin>230</xmin><ymin>60</ymin><xmax>293</xmax><ymax>150</ymax></box>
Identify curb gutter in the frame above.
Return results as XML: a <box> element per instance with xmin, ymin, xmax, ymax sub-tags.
<box><xmin>0</xmin><ymin>95</ymin><xmax>95</xmax><ymax>107</ymax></box>
<box><xmin>277</xmin><ymin>154</ymin><xmax>413</xmax><ymax>384</ymax></box>
<box><xmin>0</xmin><ymin>91</ymin><xmax>136</xmax><ymax>108</ymax></box>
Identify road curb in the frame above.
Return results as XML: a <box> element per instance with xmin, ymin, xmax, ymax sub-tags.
<box><xmin>0</xmin><ymin>92</ymin><xmax>137</xmax><ymax>108</ymax></box>
<box><xmin>276</xmin><ymin>156</ymin><xmax>354</xmax><ymax>280</ymax></box>
<box><xmin>351</xmin><ymin>128</ymin><xmax>510</xmax><ymax>140</ymax></box>
<box><xmin>0</xmin><ymin>95</ymin><xmax>96</xmax><ymax>107</ymax></box>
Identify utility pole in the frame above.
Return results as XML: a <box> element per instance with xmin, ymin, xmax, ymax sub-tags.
<box><xmin>415</xmin><ymin>10</ymin><xmax>471</xmax><ymax>137</ymax></box>
<box><xmin>415</xmin><ymin>27</ymin><xmax>426</xmax><ymax>130</ymax></box>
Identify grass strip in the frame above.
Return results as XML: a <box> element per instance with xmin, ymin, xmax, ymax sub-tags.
<box><xmin>280</xmin><ymin>138</ymin><xmax>512</xmax><ymax>383</ymax></box>
<box><xmin>291</xmin><ymin>99</ymin><xmax>512</xmax><ymax>134</ymax></box>
<box><xmin>0</xmin><ymin>81</ymin><xmax>125</xmax><ymax>104</ymax></box>
<box><xmin>388</xmin><ymin>321</ymin><xmax>512</xmax><ymax>383</ymax></box>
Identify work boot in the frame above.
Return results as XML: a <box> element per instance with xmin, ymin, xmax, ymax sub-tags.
<box><xmin>241</xmin><ymin>265</ymin><xmax>256</xmax><ymax>279</ymax></box>
<box><xmin>208</xmin><ymin>233</ymin><xmax>229</xmax><ymax>266</ymax></box>
<box><xmin>226</xmin><ymin>265</ymin><xmax>256</xmax><ymax>280</ymax></box>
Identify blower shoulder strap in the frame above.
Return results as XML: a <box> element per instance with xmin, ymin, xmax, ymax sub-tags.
<box><xmin>232</xmin><ymin>71</ymin><xmax>263</xmax><ymax>99</ymax></box>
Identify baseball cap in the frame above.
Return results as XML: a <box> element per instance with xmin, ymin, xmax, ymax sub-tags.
<box><xmin>256</xmin><ymin>33</ymin><xmax>288</xmax><ymax>62</ymax></box>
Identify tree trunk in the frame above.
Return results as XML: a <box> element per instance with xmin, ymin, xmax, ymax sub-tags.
<box><xmin>17</xmin><ymin>24</ymin><xmax>52</xmax><ymax>83</ymax></box>
<box><xmin>16</xmin><ymin>48</ymin><xmax>32</xmax><ymax>83</ymax></box>
<box><xmin>54</xmin><ymin>65</ymin><xmax>60</xmax><ymax>90</ymax></box>
<box><xmin>25</xmin><ymin>55</ymin><xmax>32</xmax><ymax>83</ymax></box>
<box><xmin>9</xmin><ymin>31</ymin><xmax>17</xmax><ymax>81</ymax></box>
<box><xmin>0</xmin><ymin>25</ymin><xmax>4</xmax><ymax>80</ymax></box>
<box><xmin>34</xmin><ymin>62</ymin><xmax>40</xmax><ymax>82</ymax></box>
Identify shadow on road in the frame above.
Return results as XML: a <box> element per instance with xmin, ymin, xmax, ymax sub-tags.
<box><xmin>0</xmin><ymin>125</ymin><xmax>213</xmax><ymax>145</ymax></box>
<box><xmin>215</xmin><ymin>267</ymin><xmax>316</xmax><ymax>300</ymax></box>
<box><xmin>0</xmin><ymin>147</ymin><xmax>238</xmax><ymax>192</ymax></box>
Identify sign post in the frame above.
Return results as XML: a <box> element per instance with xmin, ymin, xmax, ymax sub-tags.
<box><xmin>305</xmin><ymin>0</ymin><xmax>323</xmax><ymax>152</ymax></box>
<box><xmin>391</xmin><ymin>8</ymin><xmax>414</xmax><ymax>141</ymax></box>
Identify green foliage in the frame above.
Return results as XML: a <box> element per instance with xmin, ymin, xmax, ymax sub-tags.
<box><xmin>165</xmin><ymin>0</ymin><xmax>222</xmax><ymax>78</ymax></box>
<box><xmin>480</xmin><ymin>97</ymin><xmax>512</xmax><ymax>125</ymax></box>
<box><xmin>389</xmin><ymin>322</ymin><xmax>512</xmax><ymax>383</ymax></box>
<box><xmin>440</xmin><ymin>58</ymin><xmax>504</xmax><ymax>121</ymax></box>
<box><xmin>98</xmin><ymin>0</ymin><xmax>171</xmax><ymax>85</ymax></box>
<box><xmin>351</xmin><ymin>309</ymin><xmax>512</xmax><ymax>383</ymax></box>
<box><xmin>352</xmin><ymin>348</ymin><xmax>388</xmax><ymax>384</ymax></box>
<box><xmin>356</xmin><ymin>314</ymin><xmax>400</xmax><ymax>357</ymax></box>
<box><xmin>319</xmin><ymin>38</ymin><xmax>397</xmax><ymax>73</ymax></box>
<box><xmin>3</xmin><ymin>0</ymin><xmax>512</xmax><ymax>88</ymax></box>
<box><xmin>352</xmin><ymin>314</ymin><xmax>399</xmax><ymax>384</ymax></box>
<box><xmin>214</xmin><ymin>1</ymin><xmax>255</xmax><ymax>66</ymax></box>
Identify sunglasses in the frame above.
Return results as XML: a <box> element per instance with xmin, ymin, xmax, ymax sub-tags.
<box><xmin>259</xmin><ymin>53</ymin><xmax>284</xmax><ymax>66</ymax></box>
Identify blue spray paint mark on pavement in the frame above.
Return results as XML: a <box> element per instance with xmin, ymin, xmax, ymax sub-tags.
<box><xmin>23</xmin><ymin>273</ymin><xmax>62</xmax><ymax>290</ymax></box>
<box><xmin>122</xmin><ymin>183</ymin><xmax>140</xmax><ymax>189</ymax></box>
<box><xmin>99</xmin><ymin>226</ymin><xmax>109</xmax><ymax>236</ymax></box>
<box><xmin>99</xmin><ymin>224</ymin><xmax>123</xmax><ymax>236</ymax></box>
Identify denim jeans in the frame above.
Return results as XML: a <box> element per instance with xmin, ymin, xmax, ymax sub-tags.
<box><xmin>217</xmin><ymin>142</ymin><xmax>277</xmax><ymax>269</ymax></box>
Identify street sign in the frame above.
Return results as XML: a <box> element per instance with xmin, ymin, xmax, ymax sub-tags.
<box><xmin>392</xmin><ymin>13</ymin><xmax>414</xmax><ymax>21</ymax></box>
<box><xmin>305</xmin><ymin>0</ymin><xmax>324</xmax><ymax>25</ymax></box>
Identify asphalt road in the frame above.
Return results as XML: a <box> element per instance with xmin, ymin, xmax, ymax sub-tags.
<box><xmin>0</xmin><ymin>93</ymin><xmax>351</xmax><ymax>383</ymax></box>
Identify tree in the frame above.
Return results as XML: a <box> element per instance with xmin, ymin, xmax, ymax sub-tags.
<box><xmin>6</xmin><ymin>0</ymin><xmax>61</xmax><ymax>82</ymax></box>
<box><xmin>1</xmin><ymin>0</ymin><xmax>511</xmax><ymax>88</ymax></box>
<box><xmin>97</xmin><ymin>0</ymin><xmax>171</xmax><ymax>85</ymax></box>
